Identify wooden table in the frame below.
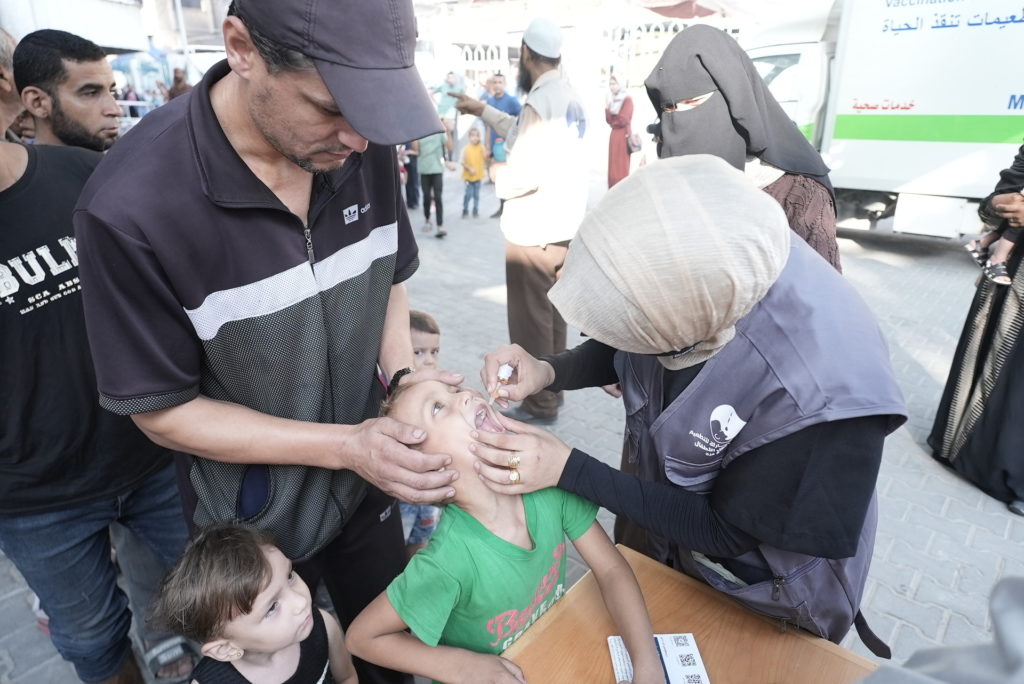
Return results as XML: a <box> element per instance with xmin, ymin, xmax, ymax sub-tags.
<box><xmin>504</xmin><ymin>546</ymin><xmax>877</xmax><ymax>684</ymax></box>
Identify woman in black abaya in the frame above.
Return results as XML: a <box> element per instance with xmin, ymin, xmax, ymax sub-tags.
<box><xmin>929</xmin><ymin>145</ymin><xmax>1024</xmax><ymax>514</ymax></box>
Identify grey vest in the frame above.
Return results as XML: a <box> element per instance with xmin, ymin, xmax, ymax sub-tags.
<box><xmin>615</xmin><ymin>238</ymin><xmax>906</xmax><ymax>642</ymax></box>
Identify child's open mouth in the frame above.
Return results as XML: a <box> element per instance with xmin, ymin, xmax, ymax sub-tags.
<box><xmin>474</xmin><ymin>404</ymin><xmax>505</xmax><ymax>433</ymax></box>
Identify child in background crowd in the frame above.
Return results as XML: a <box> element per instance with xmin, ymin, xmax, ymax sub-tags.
<box><xmin>416</xmin><ymin>118</ymin><xmax>454</xmax><ymax>238</ymax></box>
<box><xmin>410</xmin><ymin>310</ymin><xmax>441</xmax><ymax>370</ymax></box>
<box><xmin>153</xmin><ymin>524</ymin><xmax>358</xmax><ymax>684</ymax></box>
<box><xmin>399</xmin><ymin>310</ymin><xmax>444</xmax><ymax>558</ymax></box>
<box><xmin>461</xmin><ymin>128</ymin><xmax>485</xmax><ymax>218</ymax></box>
<box><xmin>346</xmin><ymin>380</ymin><xmax>664</xmax><ymax>684</ymax></box>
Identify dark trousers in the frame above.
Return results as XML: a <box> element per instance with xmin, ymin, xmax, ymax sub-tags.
<box><xmin>404</xmin><ymin>154</ymin><xmax>419</xmax><ymax>208</ymax></box>
<box><xmin>294</xmin><ymin>486</ymin><xmax>411</xmax><ymax>684</ymax></box>
<box><xmin>505</xmin><ymin>240</ymin><xmax>569</xmax><ymax>418</ymax></box>
<box><xmin>421</xmin><ymin>173</ymin><xmax>444</xmax><ymax>226</ymax></box>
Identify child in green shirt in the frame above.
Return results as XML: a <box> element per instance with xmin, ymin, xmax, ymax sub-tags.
<box><xmin>347</xmin><ymin>380</ymin><xmax>663</xmax><ymax>683</ymax></box>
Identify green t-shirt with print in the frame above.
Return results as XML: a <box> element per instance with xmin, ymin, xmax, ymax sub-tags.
<box><xmin>386</xmin><ymin>487</ymin><xmax>598</xmax><ymax>659</ymax></box>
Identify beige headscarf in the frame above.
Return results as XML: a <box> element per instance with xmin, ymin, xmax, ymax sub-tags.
<box><xmin>548</xmin><ymin>155</ymin><xmax>791</xmax><ymax>370</ymax></box>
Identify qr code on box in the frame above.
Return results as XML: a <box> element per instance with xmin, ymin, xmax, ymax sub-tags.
<box><xmin>684</xmin><ymin>675</ymin><xmax>704</xmax><ymax>684</ymax></box>
<box><xmin>677</xmin><ymin>653</ymin><xmax>696</xmax><ymax>667</ymax></box>
<box><xmin>672</xmin><ymin>635</ymin><xmax>690</xmax><ymax>647</ymax></box>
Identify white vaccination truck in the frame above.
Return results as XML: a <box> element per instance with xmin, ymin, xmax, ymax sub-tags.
<box><xmin>744</xmin><ymin>0</ymin><xmax>1021</xmax><ymax>238</ymax></box>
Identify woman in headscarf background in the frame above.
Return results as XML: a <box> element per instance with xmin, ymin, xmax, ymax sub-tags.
<box><xmin>472</xmin><ymin>156</ymin><xmax>906</xmax><ymax>654</ymax></box>
<box><xmin>646</xmin><ymin>25</ymin><xmax>841</xmax><ymax>271</ymax></box>
<box><xmin>605</xmin><ymin>74</ymin><xmax>633</xmax><ymax>188</ymax></box>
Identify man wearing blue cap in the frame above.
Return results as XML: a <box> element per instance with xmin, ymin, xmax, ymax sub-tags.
<box><xmin>453</xmin><ymin>18</ymin><xmax>588</xmax><ymax>424</ymax></box>
<box><xmin>74</xmin><ymin>2</ymin><xmax>456</xmax><ymax>682</ymax></box>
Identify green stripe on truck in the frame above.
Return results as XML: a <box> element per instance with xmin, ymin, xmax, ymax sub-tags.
<box><xmin>833</xmin><ymin>115</ymin><xmax>1024</xmax><ymax>143</ymax></box>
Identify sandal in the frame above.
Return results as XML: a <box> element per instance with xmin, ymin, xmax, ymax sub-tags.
<box><xmin>421</xmin><ymin>221</ymin><xmax>432</xmax><ymax>233</ymax></box>
<box><xmin>142</xmin><ymin>636</ymin><xmax>198</xmax><ymax>683</ymax></box>
<box><xmin>982</xmin><ymin>260</ymin><xmax>1012</xmax><ymax>286</ymax></box>
<box><xmin>964</xmin><ymin>240</ymin><xmax>989</xmax><ymax>268</ymax></box>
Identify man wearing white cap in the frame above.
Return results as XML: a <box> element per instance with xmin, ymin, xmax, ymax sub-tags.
<box><xmin>73</xmin><ymin>2</ymin><xmax>460</xmax><ymax>682</ymax></box>
<box><xmin>453</xmin><ymin>18</ymin><xmax>588</xmax><ymax>423</ymax></box>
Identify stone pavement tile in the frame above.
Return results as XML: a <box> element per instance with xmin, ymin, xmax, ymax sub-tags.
<box><xmin>978</xmin><ymin>494</ymin><xmax>1015</xmax><ymax>517</ymax></box>
<box><xmin>920</xmin><ymin>471</ymin><xmax>985</xmax><ymax>509</ymax></box>
<box><xmin>945</xmin><ymin>498</ymin><xmax>1011</xmax><ymax>538</ymax></box>
<box><xmin>5</xmin><ymin>661</ymin><xmax>78</xmax><ymax>684</ymax></box>
<box><xmin>886</xmin><ymin>540</ymin><xmax>955</xmax><ymax>588</ymax></box>
<box><xmin>928</xmin><ymin>534</ymin><xmax>1000</xmax><ymax>587</ymax></box>
<box><xmin>955</xmin><ymin>559</ymin><xmax>1002</xmax><ymax>599</ymax></box>
<box><xmin>871</xmin><ymin>583</ymin><xmax>945</xmax><ymax>641</ymax></box>
<box><xmin>875</xmin><ymin>493</ymin><xmax>910</xmax><ymax>525</ymax></box>
<box><xmin>914</xmin><ymin>576</ymin><xmax>990</xmax><ymax>630</ymax></box>
<box><xmin>942</xmin><ymin>613</ymin><xmax>992</xmax><ymax>646</ymax></box>
<box><xmin>1000</xmin><ymin>557</ymin><xmax>1024</xmax><ymax>581</ymax></box>
<box><xmin>890</xmin><ymin>623</ymin><xmax>942</xmax><ymax>664</ymax></box>
<box><xmin>0</xmin><ymin>592</ymin><xmax>36</xmax><ymax>638</ymax></box>
<box><xmin>970</xmin><ymin>525</ymin><xmax>1024</xmax><ymax>565</ymax></box>
<box><xmin>906</xmin><ymin>506</ymin><xmax>971</xmax><ymax>546</ymax></box>
<box><xmin>868</xmin><ymin>550</ymin><xmax>920</xmax><ymax>596</ymax></box>
<box><xmin>0</xmin><ymin>556</ymin><xmax>26</xmax><ymax>602</ymax></box>
<box><xmin>889</xmin><ymin>478</ymin><xmax>950</xmax><ymax>518</ymax></box>
<box><xmin>876</xmin><ymin>515</ymin><xmax>931</xmax><ymax>552</ymax></box>
<box><xmin>0</xmin><ymin>619</ymin><xmax>69</xmax><ymax>684</ymax></box>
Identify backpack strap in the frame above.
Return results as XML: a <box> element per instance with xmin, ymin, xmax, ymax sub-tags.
<box><xmin>854</xmin><ymin>610</ymin><xmax>892</xmax><ymax>659</ymax></box>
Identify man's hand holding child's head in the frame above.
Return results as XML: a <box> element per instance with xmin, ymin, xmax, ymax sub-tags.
<box><xmin>346</xmin><ymin>414</ymin><xmax>458</xmax><ymax>505</ymax></box>
<box><xmin>402</xmin><ymin>366</ymin><xmax>464</xmax><ymax>389</ymax></box>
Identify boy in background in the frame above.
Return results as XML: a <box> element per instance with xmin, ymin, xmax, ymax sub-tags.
<box><xmin>461</xmin><ymin>127</ymin><xmax>485</xmax><ymax>218</ymax></box>
<box><xmin>415</xmin><ymin>119</ymin><xmax>453</xmax><ymax>238</ymax></box>
<box><xmin>398</xmin><ymin>310</ymin><xmax>443</xmax><ymax>557</ymax></box>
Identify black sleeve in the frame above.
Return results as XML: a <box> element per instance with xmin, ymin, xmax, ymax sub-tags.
<box><xmin>712</xmin><ymin>415</ymin><xmax>889</xmax><ymax>559</ymax></box>
<box><xmin>558</xmin><ymin>414</ymin><xmax>889</xmax><ymax>561</ymax></box>
<box><xmin>540</xmin><ymin>339</ymin><xmax>619</xmax><ymax>392</ymax></box>
<box><xmin>980</xmin><ymin>144</ymin><xmax>1024</xmax><ymax>226</ymax></box>
<box><xmin>557</xmin><ymin>449</ymin><xmax>759</xmax><ymax>557</ymax></box>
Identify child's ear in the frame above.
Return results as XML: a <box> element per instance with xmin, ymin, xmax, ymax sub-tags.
<box><xmin>201</xmin><ymin>638</ymin><xmax>244</xmax><ymax>662</ymax></box>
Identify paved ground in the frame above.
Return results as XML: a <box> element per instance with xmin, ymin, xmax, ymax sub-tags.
<box><xmin>2</xmin><ymin>166</ymin><xmax>1017</xmax><ymax>682</ymax></box>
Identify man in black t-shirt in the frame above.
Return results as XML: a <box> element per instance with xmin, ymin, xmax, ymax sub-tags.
<box><xmin>0</xmin><ymin>139</ymin><xmax>189</xmax><ymax>683</ymax></box>
<box><xmin>11</xmin><ymin>29</ymin><xmax>197</xmax><ymax>682</ymax></box>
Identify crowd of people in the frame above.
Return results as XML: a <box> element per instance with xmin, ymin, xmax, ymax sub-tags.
<box><xmin>1</xmin><ymin>1</ymin><xmax>1021</xmax><ymax>683</ymax></box>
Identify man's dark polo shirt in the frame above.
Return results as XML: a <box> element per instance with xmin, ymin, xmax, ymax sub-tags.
<box><xmin>73</xmin><ymin>60</ymin><xmax>419</xmax><ymax>559</ymax></box>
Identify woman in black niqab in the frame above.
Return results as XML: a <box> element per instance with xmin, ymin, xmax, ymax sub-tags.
<box><xmin>645</xmin><ymin>25</ymin><xmax>841</xmax><ymax>270</ymax></box>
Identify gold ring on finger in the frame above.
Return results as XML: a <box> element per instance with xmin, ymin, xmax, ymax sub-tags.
<box><xmin>507</xmin><ymin>453</ymin><xmax>521</xmax><ymax>469</ymax></box>
<box><xmin>508</xmin><ymin>468</ymin><xmax>521</xmax><ymax>484</ymax></box>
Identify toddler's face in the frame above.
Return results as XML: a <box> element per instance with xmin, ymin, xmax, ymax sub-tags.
<box><xmin>469</xmin><ymin>130</ymin><xmax>481</xmax><ymax>144</ymax></box>
<box><xmin>218</xmin><ymin>547</ymin><xmax>313</xmax><ymax>655</ymax></box>
<box><xmin>391</xmin><ymin>381</ymin><xmax>505</xmax><ymax>464</ymax></box>
<box><xmin>411</xmin><ymin>330</ymin><xmax>440</xmax><ymax>370</ymax></box>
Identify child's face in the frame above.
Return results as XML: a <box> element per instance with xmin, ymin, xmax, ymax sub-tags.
<box><xmin>391</xmin><ymin>380</ymin><xmax>505</xmax><ymax>462</ymax></box>
<box><xmin>218</xmin><ymin>546</ymin><xmax>314</xmax><ymax>656</ymax></box>
<box><xmin>411</xmin><ymin>330</ymin><xmax>440</xmax><ymax>369</ymax></box>
<box><xmin>469</xmin><ymin>130</ymin><xmax>480</xmax><ymax>144</ymax></box>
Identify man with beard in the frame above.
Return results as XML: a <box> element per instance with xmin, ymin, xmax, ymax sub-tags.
<box><xmin>2</xmin><ymin>26</ymin><xmax>191</xmax><ymax>684</ymax></box>
<box><xmin>452</xmin><ymin>18</ymin><xmax>588</xmax><ymax>423</ymax></box>
<box><xmin>14</xmin><ymin>30</ymin><xmax>120</xmax><ymax>152</ymax></box>
<box><xmin>73</xmin><ymin>2</ymin><xmax>459</xmax><ymax>683</ymax></box>
<box><xmin>12</xmin><ymin>28</ymin><xmax>202</xmax><ymax>682</ymax></box>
